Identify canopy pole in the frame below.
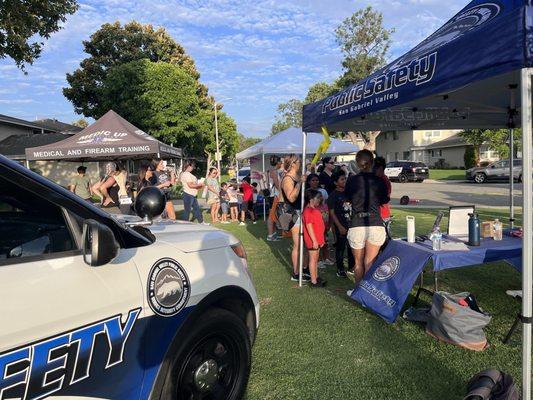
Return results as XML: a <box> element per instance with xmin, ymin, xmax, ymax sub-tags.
<box><xmin>236</xmin><ymin>159</ymin><xmax>239</xmax><ymax>182</ymax></box>
<box><xmin>298</xmin><ymin>131</ymin><xmax>307</xmax><ymax>288</ymax></box>
<box><xmin>25</xmin><ymin>159</ymin><xmax>29</xmax><ymax>169</ymax></box>
<box><xmin>262</xmin><ymin>153</ymin><xmax>266</xmax><ymax>221</ymax></box>
<box><xmin>520</xmin><ymin>68</ymin><xmax>533</xmax><ymax>400</ymax></box>
<box><xmin>509</xmin><ymin>84</ymin><xmax>517</xmax><ymax>230</ymax></box>
<box><xmin>509</xmin><ymin>127</ymin><xmax>515</xmax><ymax>230</ymax></box>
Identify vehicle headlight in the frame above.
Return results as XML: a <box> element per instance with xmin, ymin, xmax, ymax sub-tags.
<box><xmin>231</xmin><ymin>241</ymin><xmax>251</xmax><ymax>278</ymax></box>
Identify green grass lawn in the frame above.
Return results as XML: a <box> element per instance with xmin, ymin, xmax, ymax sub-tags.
<box><xmin>430</xmin><ymin>169</ymin><xmax>466</xmax><ymax>181</ymax></box>
<box><xmin>212</xmin><ymin>207</ymin><xmax>522</xmax><ymax>400</ymax></box>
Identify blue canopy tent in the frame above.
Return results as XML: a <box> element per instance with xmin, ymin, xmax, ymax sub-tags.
<box><xmin>303</xmin><ymin>1</ymin><xmax>533</xmax><ymax>397</ymax></box>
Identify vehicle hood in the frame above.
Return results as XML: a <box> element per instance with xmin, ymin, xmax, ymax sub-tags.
<box><xmin>466</xmin><ymin>166</ymin><xmax>484</xmax><ymax>173</ymax></box>
<box><xmin>115</xmin><ymin>215</ymin><xmax>238</xmax><ymax>252</ymax></box>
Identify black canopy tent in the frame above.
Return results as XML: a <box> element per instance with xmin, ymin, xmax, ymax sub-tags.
<box><xmin>25</xmin><ymin>110</ymin><xmax>182</xmax><ymax>162</ymax></box>
<box><xmin>303</xmin><ymin>1</ymin><xmax>533</xmax><ymax>397</ymax></box>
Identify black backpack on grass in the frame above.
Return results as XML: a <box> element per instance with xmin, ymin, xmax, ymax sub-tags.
<box><xmin>464</xmin><ymin>369</ymin><xmax>518</xmax><ymax>400</ymax></box>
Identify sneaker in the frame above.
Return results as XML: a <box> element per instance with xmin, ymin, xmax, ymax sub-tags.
<box><xmin>346</xmin><ymin>289</ymin><xmax>354</xmax><ymax>297</ymax></box>
<box><xmin>267</xmin><ymin>234</ymin><xmax>281</xmax><ymax>242</ymax></box>
<box><xmin>336</xmin><ymin>270</ymin><xmax>347</xmax><ymax>278</ymax></box>
<box><xmin>291</xmin><ymin>273</ymin><xmax>311</xmax><ymax>282</ymax></box>
<box><xmin>302</xmin><ymin>268</ymin><xmax>311</xmax><ymax>277</ymax></box>
<box><xmin>239</xmin><ymin>222</ymin><xmax>246</xmax><ymax>226</ymax></box>
<box><xmin>323</xmin><ymin>258</ymin><xmax>335</xmax><ymax>266</ymax></box>
<box><xmin>201</xmin><ymin>222</ymin><xmax>210</xmax><ymax>226</ymax></box>
<box><xmin>253</xmin><ymin>221</ymin><xmax>257</xmax><ymax>224</ymax></box>
<box><xmin>346</xmin><ymin>269</ymin><xmax>354</xmax><ymax>276</ymax></box>
<box><xmin>318</xmin><ymin>261</ymin><xmax>327</xmax><ymax>269</ymax></box>
<box><xmin>310</xmin><ymin>277</ymin><xmax>327</xmax><ymax>288</ymax></box>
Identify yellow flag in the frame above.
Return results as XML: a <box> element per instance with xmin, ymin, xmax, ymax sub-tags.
<box><xmin>311</xmin><ymin>126</ymin><xmax>331</xmax><ymax>165</ymax></box>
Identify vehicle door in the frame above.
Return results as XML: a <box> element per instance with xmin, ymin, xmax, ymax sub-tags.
<box><xmin>513</xmin><ymin>159</ymin><xmax>522</xmax><ymax>179</ymax></box>
<box><xmin>486</xmin><ymin>161</ymin><xmax>502</xmax><ymax>179</ymax></box>
<box><xmin>0</xmin><ymin>167</ymin><xmax>144</xmax><ymax>400</ymax></box>
<box><xmin>385</xmin><ymin>162</ymin><xmax>402</xmax><ymax>178</ymax></box>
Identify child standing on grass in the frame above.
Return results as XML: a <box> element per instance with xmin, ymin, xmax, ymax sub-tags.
<box><xmin>239</xmin><ymin>176</ymin><xmax>256</xmax><ymax>225</ymax></box>
<box><xmin>327</xmin><ymin>170</ymin><xmax>354</xmax><ymax>278</ymax></box>
<box><xmin>227</xmin><ymin>181</ymin><xmax>239</xmax><ymax>222</ymax></box>
<box><xmin>303</xmin><ymin>189</ymin><xmax>327</xmax><ymax>287</ymax></box>
<box><xmin>219</xmin><ymin>182</ymin><xmax>230</xmax><ymax>224</ymax></box>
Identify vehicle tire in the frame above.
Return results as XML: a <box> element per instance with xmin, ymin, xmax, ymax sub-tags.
<box><xmin>161</xmin><ymin>308</ymin><xmax>251</xmax><ymax>400</ymax></box>
<box><xmin>519</xmin><ymin>174</ymin><xmax>523</xmax><ymax>183</ymax></box>
<box><xmin>416</xmin><ymin>179</ymin><xmax>424</xmax><ymax>183</ymax></box>
<box><xmin>398</xmin><ymin>174</ymin><xmax>408</xmax><ymax>183</ymax></box>
<box><xmin>474</xmin><ymin>173</ymin><xmax>486</xmax><ymax>184</ymax></box>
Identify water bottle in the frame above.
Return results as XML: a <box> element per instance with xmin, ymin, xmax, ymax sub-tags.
<box><xmin>430</xmin><ymin>227</ymin><xmax>442</xmax><ymax>251</ymax></box>
<box><xmin>468</xmin><ymin>213</ymin><xmax>481</xmax><ymax>246</ymax></box>
<box><xmin>406</xmin><ymin>216</ymin><xmax>415</xmax><ymax>243</ymax></box>
<box><xmin>493</xmin><ymin>219</ymin><xmax>503</xmax><ymax>241</ymax></box>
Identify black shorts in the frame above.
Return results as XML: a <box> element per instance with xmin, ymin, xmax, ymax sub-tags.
<box><xmin>229</xmin><ymin>202</ymin><xmax>239</xmax><ymax>208</ymax></box>
<box><xmin>242</xmin><ymin>200</ymin><xmax>254</xmax><ymax>212</ymax></box>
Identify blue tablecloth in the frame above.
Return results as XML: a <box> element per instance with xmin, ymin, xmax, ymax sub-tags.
<box><xmin>397</xmin><ymin>234</ymin><xmax>523</xmax><ymax>272</ymax></box>
<box><xmin>350</xmin><ymin>234</ymin><xmax>522</xmax><ymax>323</ymax></box>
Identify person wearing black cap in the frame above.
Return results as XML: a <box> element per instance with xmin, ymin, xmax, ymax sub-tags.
<box><xmin>319</xmin><ymin>156</ymin><xmax>336</xmax><ymax>194</ymax></box>
<box><xmin>70</xmin><ymin>166</ymin><xmax>92</xmax><ymax>201</ymax></box>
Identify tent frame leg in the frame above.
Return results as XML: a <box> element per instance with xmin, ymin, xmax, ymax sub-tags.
<box><xmin>520</xmin><ymin>67</ymin><xmax>533</xmax><ymax>400</ymax></box>
<box><xmin>298</xmin><ymin>132</ymin><xmax>307</xmax><ymax>287</ymax></box>
<box><xmin>262</xmin><ymin>153</ymin><xmax>266</xmax><ymax>221</ymax></box>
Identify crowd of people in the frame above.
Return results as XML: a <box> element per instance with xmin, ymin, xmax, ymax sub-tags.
<box><xmin>68</xmin><ymin>151</ymin><xmax>392</xmax><ymax>291</ymax></box>
<box><xmin>269</xmin><ymin>151</ymin><xmax>391</xmax><ymax>288</ymax></box>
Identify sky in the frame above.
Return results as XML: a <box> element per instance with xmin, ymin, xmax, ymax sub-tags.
<box><xmin>0</xmin><ymin>0</ymin><xmax>467</xmax><ymax>138</ymax></box>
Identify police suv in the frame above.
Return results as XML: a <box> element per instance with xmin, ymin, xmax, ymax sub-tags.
<box><xmin>0</xmin><ymin>155</ymin><xmax>259</xmax><ymax>400</ymax></box>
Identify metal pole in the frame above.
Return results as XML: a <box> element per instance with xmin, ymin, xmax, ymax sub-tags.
<box><xmin>510</xmin><ymin>127</ymin><xmax>515</xmax><ymax>230</ymax></box>
<box><xmin>520</xmin><ymin>67</ymin><xmax>532</xmax><ymax>400</ymax></box>
<box><xmin>214</xmin><ymin>102</ymin><xmax>221</xmax><ymax>182</ymax></box>
<box><xmin>262</xmin><ymin>152</ymin><xmax>266</xmax><ymax>221</ymax></box>
<box><xmin>298</xmin><ymin>131</ymin><xmax>307</xmax><ymax>287</ymax></box>
<box><xmin>236</xmin><ymin>158</ymin><xmax>239</xmax><ymax>182</ymax></box>
<box><xmin>25</xmin><ymin>159</ymin><xmax>29</xmax><ymax>169</ymax></box>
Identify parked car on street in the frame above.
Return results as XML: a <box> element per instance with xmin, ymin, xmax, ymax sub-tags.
<box><xmin>0</xmin><ymin>155</ymin><xmax>259</xmax><ymax>400</ymax></box>
<box><xmin>237</xmin><ymin>166</ymin><xmax>251</xmax><ymax>182</ymax></box>
<box><xmin>385</xmin><ymin>161</ymin><xmax>429</xmax><ymax>183</ymax></box>
<box><xmin>466</xmin><ymin>159</ymin><xmax>522</xmax><ymax>183</ymax></box>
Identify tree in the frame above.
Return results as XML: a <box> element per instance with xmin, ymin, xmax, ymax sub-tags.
<box><xmin>464</xmin><ymin>146</ymin><xmax>477</xmax><ymax>170</ymax></box>
<box><xmin>460</xmin><ymin>129</ymin><xmax>491</xmax><ymax>165</ymax></box>
<box><xmin>335</xmin><ymin>6</ymin><xmax>394</xmax><ymax>88</ymax></box>
<box><xmin>100</xmin><ymin>60</ymin><xmax>239</xmax><ymax>161</ymax></box>
<box><xmin>71</xmin><ymin>118</ymin><xmax>88</xmax><ymax>128</ymax></box>
<box><xmin>0</xmin><ymin>0</ymin><xmax>78</xmax><ymax>71</ymax></box>
<box><xmin>63</xmin><ymin>21</ymin><xmax>206</xmax><ymax>119</ymax></box>
<box><xmin>238</xmin><ymin>134</ymin><xmax>261</xmax><ymax>153</ymax></box>
<box><xmin>271</xmin><ymin>99</ymin><xmax>303</xmax><ymax>134</ymax></box>
<box><xmin>304</xmin><ymin>82</ymin><xmax>338</xmax><ymax>104</ymax></box>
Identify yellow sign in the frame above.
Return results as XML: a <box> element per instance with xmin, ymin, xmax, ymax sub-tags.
<box><xmin>311</xmin><ymin>126</ymin><xmax>331</xmax><ymax>165</ymax></box>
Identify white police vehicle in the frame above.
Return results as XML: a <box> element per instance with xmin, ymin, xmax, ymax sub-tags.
<box><xmin>0</xmin><ymin>155</ymin><xmax>259</xmax><ymax>400</ymax></box>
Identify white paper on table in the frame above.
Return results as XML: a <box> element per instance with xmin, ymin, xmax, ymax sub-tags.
<box><xmin>440</xmin><ymin>240</ymin><xmax>470</xmax><ymax>251</ymax></box>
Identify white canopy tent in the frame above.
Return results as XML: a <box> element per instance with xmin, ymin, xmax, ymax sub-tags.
<box><xmin>235</xmin><ymin>126</ymin><xmax>358</xmax><ymax>161</ymax></box>
<box><xmin>236</xmin><ymin>126</ymin><xmax>359</xmax><ymax>219</ymax></box>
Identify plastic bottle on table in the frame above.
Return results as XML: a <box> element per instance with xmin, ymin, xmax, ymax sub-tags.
<box><xmin>430</xmin><ymin>227</ymin><xmax>442</xmax><ymax>251</ymax></box>
<box><xmin>493</xmin><ymin>219</ymin><xmax>503</xmax><ymax>241</ymax></box>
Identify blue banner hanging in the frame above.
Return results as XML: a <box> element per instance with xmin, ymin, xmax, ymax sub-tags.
<box><xmin>350</xmin><ymin>240</ymin><xmax>431</xmax><ymax>323</ymax></box>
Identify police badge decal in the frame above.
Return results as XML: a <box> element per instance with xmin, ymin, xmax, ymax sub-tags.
<box><xmin>373</xmin><ymin>256</ymin><xmax>400</xmax><ymax>282</ymax></box>
<box><xmin>148</xmin><ymin>258</ymin><xmax>190</xmax><ymax>317</ymax></box>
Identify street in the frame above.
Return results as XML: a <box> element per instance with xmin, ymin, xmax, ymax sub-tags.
<box><xmin>390</xmin><ymin>180</ymin><xmax>522</xmax><ymax>208</ymax></box>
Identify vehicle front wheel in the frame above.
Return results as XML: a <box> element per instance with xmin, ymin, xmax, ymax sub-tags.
<box><xmin>398</xmin><ymin>174</ymin><xmax>408</xmax><ymax>183</ymax></box>
<box><xmin>162</xmin><ymin>308</ymin><xmax>252</xmax><ymax>400</ymax></box>
<box><xmin>474</xmin><ymin>173</ymin><xmax>486</xmax><ymax>184</ymax></box>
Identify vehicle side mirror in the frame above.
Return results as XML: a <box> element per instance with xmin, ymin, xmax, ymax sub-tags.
<box><xmin>491</xmin><ymin>165</ymin><xmax>495</xmax><ymax>169</ymax></box>
<box><xmin>82</xmin><ymin>219</ymin><xmax>119</xmax><ymax>267</ymax></box>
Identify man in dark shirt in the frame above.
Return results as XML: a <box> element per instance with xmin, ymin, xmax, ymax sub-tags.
<box><xmin>319</xmin><ymin>156</ymin><xmax>336</xmax><ymax>194</ymax></box>
<box><xmin>327</xmin><ymin>170</ymin><xmax>354</xmax><ymax>277</ymax></box>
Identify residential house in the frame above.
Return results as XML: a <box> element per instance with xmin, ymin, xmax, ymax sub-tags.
<box><xmin>0</xmin><ymin>114</ymin><xmax>99</xmax><ymax>186</ymax></box>
<box><xmin>375</xmin><ymin>130</ymin><xmax>499</xmax><ymax>168</ymax></box>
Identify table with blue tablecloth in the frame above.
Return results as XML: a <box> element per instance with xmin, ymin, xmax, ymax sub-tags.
<box><xmin>350</xmin><ymin>234</ymin><xmax>523</xmax><ymax>323</ymax></box>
